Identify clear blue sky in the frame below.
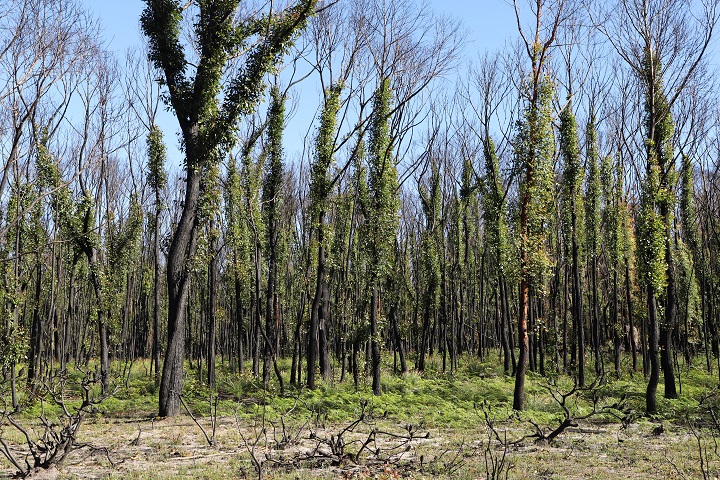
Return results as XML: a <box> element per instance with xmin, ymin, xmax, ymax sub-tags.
<box><xmin>83</xmin><ymin>0</ymin><xmax>517</xmax><ymax>162</ymax></box>
<box><xmin>89</xmin><ymin>1</ymin><xmax>515</xmax><ymax>54</ymax></box>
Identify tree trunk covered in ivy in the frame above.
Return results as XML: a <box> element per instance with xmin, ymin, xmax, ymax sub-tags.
<box><xmin>510</xmin><ymin>0</ymin><xmax>562</xmax><ymax>411</ymax></box>
<box><xmin>559</xmin><ymin>102</ymin><xmax>585</xmax><ymax>387</ymax></box>
<box><xmin>512</xmin><ymin>76</ymin><xmax>555</xmax><ymax>411</ymax></box>
<box><xmin>147</xmin><ymin>125</ymin><xmax>167</xmax><ymax>387</ymax></box>
<box><xmin>638</xmin><ymin>47</ymin><xmax>677</xmax><ymax>413</ymax></box>
<box><xmin>262</xmin><ymin>85</ymin><xmax>285</xmax><ymax>392</ymax></box>
<box><xmin>363</xmin><ymin>78</ymin><xmax>399</xmax><ymax>396</ymax></box>
<box><xmin>585</xmin><ymin>118</ymin><xmax>602</xmax><ymax>380</ymax></box>
<box><xmin>307</xmin><ymin>84</ymin><xmax>341</xmax><ymax>389</ymax></box>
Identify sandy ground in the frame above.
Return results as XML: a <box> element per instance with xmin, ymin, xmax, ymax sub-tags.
<box><xmin>0</xmin><ymin>412</ymin><xmax>715</xmax><ymax>479</ymax></box>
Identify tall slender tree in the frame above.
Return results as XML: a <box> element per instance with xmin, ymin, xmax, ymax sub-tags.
<box><xmin>559</xmin><ymin>102</ymin><xmax>585</xmax><ymax>386</ymax></box>
<box><xmin>417</xmin><ymin>157</ymin><xmax>442</xmax><ymax>372</ymax></box>
<box><xmin>262</xmin><ymin>85</ymin><xmax>286</xmax><ymax>391</ymax></box>
<box><xmin>511</xmin><ymin>0</ymin><xmax>566</xmax><ymax>411</ymax></box>
<box><xmin>639</xmin><ymin>47</ymin><xmax>678</xmax><ymax>412</ymax></box>
<box><xmin>307</xmin><ymin>84</ymin><xmax>342</xmax><ymax>389</ymax></box>
<box><xmin>362</xmin><ymin>78</ymin><xmax>400</xmax><ymax>396</ymax></box>
<box><xmin>147</xmin><ymin>125</ymin><xmax>167</xmax><ymax>387</ymax></box>
<box><xmin>585</xmin><ymin>117</ymin><xmax>602</xmax><ymax>379</ymax></box>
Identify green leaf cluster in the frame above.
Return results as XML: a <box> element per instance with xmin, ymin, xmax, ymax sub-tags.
<box><xmin>362</xmin><ymin>78</ymin><xmax>400</xmax><ymax>283</ymax></box>
<box><xmin>481</xmin><ymin>137</ymin><xmax>512</xmax><ymax>281</ymax></box>
<box><xmin>638</xmin><ymin>152</ymin><xmax>667</xmax><ymax>293</ymax></box>
<box><xmin>558</xmin><ymin>103</ymin><xmax>585</xmax><ymax>260</ymax></box>
<box><xmin>310</xmin><ymin>84</ymin><xmax>342</xmax><ymax>225</ymax></box>
<box><xmin>0</xmin><ymin>321</ymin><xmax>28</xmax><ymax>369</ymax></box>
<box><xmin>515</xmin><ymin>75</ymin><xmax>556</xmax><ymax>289</ymax></box>
<box><xmin>638</xmin><ymin>47</ymin><xmax>675</xmax><ymax>294</ymax></box>
<box><xmin>419</xmin><ymin>158</ymin><xmax>442</xmax><ymax>309</ymax></box>
<box><xmin>600</xmin><ymin>153</ymin><xmax>626</xmax><ymax>273</ymax></box>
<box><xmin>147</xmin><ymin>125</ymin><xmax>168</xmax><ymax>193</ymax></box>
<box><xmin>35</xmin><ymin>129</ymin><xmax>98</xmax><ymax>258</ymax></box>
<box><xmin>585</xmin><ymin>118</ymin><xmax>600</xmax><ymax>260</ymax></box>
<box><xmin>262</xmin><ymin>85</ymin><xmax>286</xmax><ymax>250</ymax></box>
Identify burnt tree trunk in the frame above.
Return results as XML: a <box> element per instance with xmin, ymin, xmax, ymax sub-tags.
<box><xmin>159</xmin><ymin>166</ymin><xmax>201</xmax><ymax>417</ymax></box>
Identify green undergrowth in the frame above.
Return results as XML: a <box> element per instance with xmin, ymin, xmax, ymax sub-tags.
<box><xmin>138</xmin><ymin>355</ymin><xmax>720</xmax><ymax>429</ymax></box>
<box><xmin>6</xmin><ymin>355</ymin><xmax>720</xmax><ymax>430</ymax></box>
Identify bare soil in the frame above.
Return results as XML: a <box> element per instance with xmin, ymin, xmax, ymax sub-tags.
<box><xmin>0</xmin><ymin>413</ymin><xmax>713</xmax><ymax>479</ymax></box>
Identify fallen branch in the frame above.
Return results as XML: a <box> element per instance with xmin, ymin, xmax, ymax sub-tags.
<box><xmin>179</xmin><ymin>395</ymin><xmax>216</xmax><ymax>446</ymax></box>
<box><xmin>514</xmin><ymin>375</ymin><xmax>630</xmax><ymax>445</ymax></box>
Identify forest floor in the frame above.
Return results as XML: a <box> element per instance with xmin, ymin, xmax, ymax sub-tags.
<box><xmin>1</xmin><ymin>356</ymin><xmax>720</xmax><ymax>479</ymax></box>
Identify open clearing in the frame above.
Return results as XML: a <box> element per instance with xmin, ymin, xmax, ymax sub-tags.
<box><xmin>0</xmin><ymin>412</ymin><xmax>710</xmax><ymax>479</ymax></box>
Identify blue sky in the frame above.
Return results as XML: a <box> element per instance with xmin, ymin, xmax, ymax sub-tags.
<box><xmin>88</xmin><ymin>1</ymin><xmax>145</xmax><ymax>54</ymax></box>
<box><xmin>90</xmin><ymin>1</ymin><xmax>516</xmax><ymax>54</ymax></box>
<box><xmin>83</xmin><ymin>0</ymin><xmax>518</xmax><ymax>163</ymax></box>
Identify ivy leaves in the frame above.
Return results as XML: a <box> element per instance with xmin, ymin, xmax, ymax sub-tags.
<box><xmin>363</xmin><ymin>78</ymin><xmax>400</xmax><ymax>283</ymax></box>
<box><xmin>515</xmin><ymin>75</ymin><xmax>555</xmax><ymax>290</ymax></box>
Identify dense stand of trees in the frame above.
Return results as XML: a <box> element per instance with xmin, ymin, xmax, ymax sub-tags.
<box><xmin>4</xmin><ymin>0</ymin><xmax>720</xmax><ymax>417</ymax></box>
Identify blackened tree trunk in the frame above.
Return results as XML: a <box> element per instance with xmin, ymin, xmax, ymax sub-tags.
<box><xmin>291</xmin><ymin>292</ymin><xmax>304</xmax><ymax>386</ymax></box>
<box><xmin>627</xmin><ymin>264</ymin><xmax>637</xmax><ymax>373</ymax></box>
<box><xmin>207</xmin><ymin>222</ymin><xmax>219</xmax><ymax>391</ymax></box>
<box><xmin>514</xmin><ymin>276</ymin><xmax>529</xmax><ymax>411</ymax></box>
<box><xmin>613</xmin><ymin>270</ymin><xmax>621</xmax><ymax>376</ymax></box>
<box><xmin>591</xmin><ymin>256</ymin><xmax>602</xmax><ymax>377</ymax></box>
<box><xmin>661</xmin><ymin>205</ymin><xmax>678</xmax><ymax>399</ymax></box>
<box><xmin>646</xmin><ymin>288</ymin><xmax>660</xmax><ymax>414</ymax></box>
<box><xmin>319</xmin><ymin>285</ymin><xmax>331</xmax><ymax>379</ymax></box>
<box><xmin>370</xmin><ymin>284</ymin><xmax>382</xmax><ymax>395</ymax></box>
<box><xmin>572</xmin><ymin>242</ymin><xmax>585</xmax><ymax>387</ymax></box>
<box><xmin>28</xmin><ymin>260</ymin><xmax>43</xmax><ymax>387</ymax></box>
<box><xmin>499</xmin><ymin>279</ymin><xmax>511</xmax><ymax>374</ymax></box>
<box><xmin>390</xmin><ymin>304</ymin><xmax>407</xmax><ymax>373</ymax></box>
<box><xmin>307</xmin><ymin>238</ymin><xmax>325</xmax><ymax>389</ymax></box>
<box><xmin>235</xmin><ymin>277</ymin><xmax>245</xmax><ymax>374</ymax></box>
<box><xmin>572</xmin><ymin>198</ymin><xmax>584</xmax><ymax>387</ymax></box>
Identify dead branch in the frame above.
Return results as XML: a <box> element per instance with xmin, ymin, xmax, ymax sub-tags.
<box><xmin>480</xmin><ymin>403</ymin><xmax>514</xmax><ymax>480</ymax></box>
<box><xmin>511</xmin><ymin>375</ymin><xmax>631</xmax><ymax>445</ymax></box>
<box><xmin>179</xmin><ymin>394</ymin><xmax>216</xmax><ymax>446</ymax></box>
<box><xmin>0</xmin><ymin>370</ymin><xmax>117</xmax><ymax>478</ymax></box>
